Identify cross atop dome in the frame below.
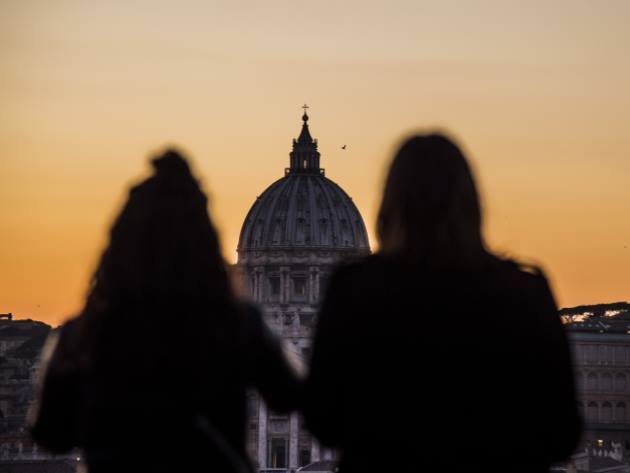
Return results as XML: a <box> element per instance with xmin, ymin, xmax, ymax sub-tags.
<box><xmin>288</xmin><ymin>106</ymin><xmax>322</xmax><ymax>175</ymax></box>
<box><xmin>297</xmin><ymin>105</ymin><xmax>314</xmax><ymax>144</ymax></box>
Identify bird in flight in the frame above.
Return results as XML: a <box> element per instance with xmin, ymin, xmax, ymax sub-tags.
<box><xmin>341</xmin><ymin>145</ymin><xmax>347</xmax><ymax>150</ymax></box>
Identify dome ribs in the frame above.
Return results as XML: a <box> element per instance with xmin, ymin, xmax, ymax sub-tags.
<box><xmin>305</xmin><ymin>176</ymin><xmax>319</xmax><ymax>246</ymax></box>
<box><xmin>285</xmin><ymin>175</ymin><xmax>302</xmax><ymax>246</ymax></box>
<box><xmin>237</xmin><ymin>173</ymin><xmax>368</xmax><ymax>252</ymax></box>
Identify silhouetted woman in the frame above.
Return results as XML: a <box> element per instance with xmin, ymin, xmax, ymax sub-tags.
<box><xmin>31</xmin><ymin>150</ymin><xmax>300</xmax><ymax>473</ymax></box>
<box><xmin>304</xmin><ymin>134</ymin><xmax>581</xmax><ymax>473</ymax></box>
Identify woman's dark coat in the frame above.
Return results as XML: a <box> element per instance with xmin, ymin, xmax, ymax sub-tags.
<box><xmin>32</xmin><ymin>302</ymin><xmax>299</xmax><ymax>473</ymax></box>
<box><xmin>304</xmin><ymin>254</ymin><xmax>581</xmax><ymax>473</ymax></box>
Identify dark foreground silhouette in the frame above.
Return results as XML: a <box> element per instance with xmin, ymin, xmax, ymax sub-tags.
<box><xmin>304</xmin><ymin>134</ymin><xmax>581</xmax><ymax>473</ymax></box>
<box><xmin>30</xmin><ymin>150</ymin><xmax>300</xmax><ymax>473</ymax></box>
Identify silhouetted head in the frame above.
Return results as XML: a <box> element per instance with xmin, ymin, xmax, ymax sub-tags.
<box><xmin>77</xmin><ymin>148</ymin><xmax>234</xmax><ymax>358</ymax></box>
<box><xmin>377</xmin><ymin>134</ymin><xmax>489</xmax><ymax>266</ymax></box>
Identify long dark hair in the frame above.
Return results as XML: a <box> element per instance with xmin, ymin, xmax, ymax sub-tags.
<box><xmin>377</xmin><ymin>133</ymin><xmax>491</xmax><ymax>267</ymax></box>
<box><xmin>75</xmin><ymin>149</ymin><xmax>236</xmax><ymax>364</ymax></box>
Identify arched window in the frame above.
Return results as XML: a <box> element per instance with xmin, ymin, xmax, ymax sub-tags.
<box><xmin>268</xmin><ymin>276</ymin><xmax>281</xmax><ymax>302</ymax></box>
<box><xmin>616</xmin><ymin>402</ymin><xmax>627</xmax><ymax>422</ymax></box>
<box><xmin>587</xmin><ymin>402</ymin><xmax>598</xmax><ymax>422</ymax></box>
<box><xmin>291</xmin><ymin>276</ymin><xmax>307</xmax><ymax>301</ymax></box>
<box><xmin>615</xmin><ymin>373</ymin><xmax>627</xmax><ymax>392</ymax></box>
<box><xmin>587</xmin><ymin>372</ymin><xmax>598</xmax><ymax>391</ymax></box>
<box><xmin>601</xmin><ymin>373</ymin><xmax>613</xmax><ymax>392</ymax></box>
<box><xmin>601</xmin><ymin>402</ymin><xmax>613</xmax><ymax>422</ymax></box>
<box><xmin>269</xmin><ymin>437</ymin><xmax>288</xmax><ymax>468</ymax></box>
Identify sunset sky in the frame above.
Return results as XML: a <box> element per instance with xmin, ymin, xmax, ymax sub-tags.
<box><xmin>2</xmin><ymin>0</ymin><xmax>629</xmax><ymax>326</ymax></box>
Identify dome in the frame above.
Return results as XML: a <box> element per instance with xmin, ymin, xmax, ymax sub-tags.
<box><xmin>238</xmin><ymin>174</ymin><xmax>369</xmax><ymax>251</ymax></box>
<box><xmin>237</xmin><ymin>111</ymin><xmax>369</xmax><ymax>253</ymax></box>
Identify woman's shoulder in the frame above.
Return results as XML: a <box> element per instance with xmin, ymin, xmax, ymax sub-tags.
<box><xmin>486</xmin><ymin>255</ymin><xmax>553</xmax><ymax>298</ymax></box>
<box><xmin>234</xmin><ymin>299</ymin><xmax>261</xmax><ymax>318</ymax></box>
<box><xmin>232</xmin><ymin>299</ymin><xmax>271</xmax><ymax>342</ymax></box>
<box><xmin>48</xmin><ymin>317</ymin><xmax>81</xmax><ymax>357</ymax></box>
<box><xmin>323</xmin><ymin>254</ymin><xmax>388</xmax><ymax>289</ymax></box>
<box><xmin>331</xmin><ymin>253</ymin><xmax>393</xmax><ymax>276</ymax></box>
<box><xmin>327</xmin><ymin>252</ymin><xmax>554</xmax><ymax>298</ymax></box>
<box><xmin>490</xmin><ymin>255</ymin><xmax>545</xmax><ymax>278</ymax></box>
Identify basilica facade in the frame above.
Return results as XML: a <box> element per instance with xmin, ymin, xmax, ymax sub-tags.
<box><xmin>235</xmin><ymin>109</ymin><xmax>370</xmax><ymax>471</ymax></box>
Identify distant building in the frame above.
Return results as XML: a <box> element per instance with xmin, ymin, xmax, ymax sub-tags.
<box><xmin>235</xmin><ymin>108</ymin><xmax>369</xmax><ymax>471</ymax></box>
<box><xmin>565</xmin><ymin>304</ymin><xmax>630</xmax><ymax>469</ymax></box>
<box><xmin>0</xmin><ymin>318</ymin><xmax>50</xmax><ymax>461</ymax></box>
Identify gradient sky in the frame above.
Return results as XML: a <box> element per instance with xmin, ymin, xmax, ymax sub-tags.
<box><xmin>2</xmin><ymin>0</ymin><xmax>629</xmax><ymax>326</ymax></box>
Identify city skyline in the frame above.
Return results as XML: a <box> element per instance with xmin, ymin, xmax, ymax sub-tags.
<box><xmin>2</xmin><ymin>1</ymin><xmax>630</xmax><ymax>326</ymax></box>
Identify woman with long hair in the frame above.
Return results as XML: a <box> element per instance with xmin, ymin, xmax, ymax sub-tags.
<box><xmin>31</xmin><ymin>150</ymin><xmax>300</xmax><ymax>472</ymax></box>
<box><xmin>304</xmin><ymin>134</ymin><xmax>581</xmax><ymax>472</ymax></box>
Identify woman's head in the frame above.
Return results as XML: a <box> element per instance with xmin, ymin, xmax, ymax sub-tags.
<box><xmin>377</xmin><ymin>133</ymin><xmax>487</xmax><ymax>266</ymax></box>
<box><xmin>85</xmin><ymin>148</ymin><xmax>231</xmax><ymax>317</ymax></box>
